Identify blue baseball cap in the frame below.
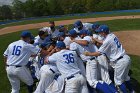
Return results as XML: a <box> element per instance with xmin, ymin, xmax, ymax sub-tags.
<box><xmin>95</xmin><ymin>25</ymin><xmax>110</xmax><ymax>33</ymax></box>
<box><xmin>21</xmin><ymin>31</ymin><xmax>32</xmax><ymax>37</ymax></box>
<box><xmin>68</xmin><ymin>29</ymin><xmax>77</xmax><ymax>36</ymax></box>
<box><xmin>56</xmin><ymin>41</ymin><xmax>66</xmax><ymax>48</ymax></box>
<box><xmin>79</xmin><ymin>29</ymin><xmax>87</xmax><ymax>35</ymax></box>
<box><xmin>74</xmin><ymin>20</ymin><xmax>82</xmax><ymax>28</ymax></box>
<box><xmin>86</xmin><ymin>30</ymin><xmax>92</xmax><ymax>36</ymax></box>
<box><xmin>58</xmin><ymin>32</ymin><xmax>65</xmax><ymax>37</ymax></box>
<box><xmin>92</xmin><ymin>23</ymin><xmax>100</xmax><ymax>30</ymax></box>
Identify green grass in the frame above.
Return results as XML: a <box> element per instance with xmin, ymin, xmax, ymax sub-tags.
<box><xmin>96</xmin><ymin>18</ymin><xmax>140</xmax><ymax>31</ymax></box>
<box><xmin>0</xmin><ymin>12</ymin><xmax>140</xmax><ymax>29</ymax></box>
<box><xmin>0</xmin><ymin>18</ymin><xmax>140</xmax><ymax>93</ymax></box>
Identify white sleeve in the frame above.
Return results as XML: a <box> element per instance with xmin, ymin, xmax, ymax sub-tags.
<box><xmin>26</xmin><ymin>44</ymin><xmax>41</xmax><ymax>55</ymax></box>
<box><xmin>98</xmin><ymin>40</ymin><xmax>110</xmax><ymax>54</ymax></box>
<box><xmin>69</xmin><ymin>42</ymin><xmax>77</xmax><ymax>51</ymax></box>
<box><xmin>93</xmin><ymin>34</ymin><xmax>98</xmax><ymax>39</ymax></box>
<box><xmin>48</xmin><ymin>53</ymin><xmax>57</xmax><ymax>63</ymax></box>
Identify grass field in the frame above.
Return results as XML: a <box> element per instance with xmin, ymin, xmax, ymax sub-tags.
<box><xmin>0</xmin><ymin>18</ymin><xmax>140</xmax><ymax>93</ymax></box>
<box><xmin>0</xmin><ymin>12</ymin><xmax>140</xmax><ymax>29</ymax></box>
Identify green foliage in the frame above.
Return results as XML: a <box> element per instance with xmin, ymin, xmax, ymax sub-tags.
<box><xmin>12</xmin><ymin>0</ymin><xmax>25</xmax><ymax>19</ymax></box>
<box><xmin>0</xmin><ymin>5</ymin><xmax>13</xmax><ymax>20</ymax></box>
<box><xmin>1</xmin><ymin>0</ymin><xmax>140</xmax><ymax>20</ymax></box>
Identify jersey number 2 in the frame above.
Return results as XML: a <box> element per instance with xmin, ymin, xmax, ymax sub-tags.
<box><xmin>12</xmin><ymin>45</ymin><xmax>22</xmax><ymax>56</ymax></box>
<box><xmin>63</xmin><ymin>53</ymin><xmax>74</xmax><ymax>64</ymax></box>
<box><xmin>114</xmin><ymin>37</ymin><xmax>121</xmax><ymax>48</ymax></box>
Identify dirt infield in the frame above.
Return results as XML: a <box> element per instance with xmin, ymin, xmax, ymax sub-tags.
<box><xmin>0</xmin><ymin>15</ymin><xmax>140</xmax><ymax>56</ymax></box>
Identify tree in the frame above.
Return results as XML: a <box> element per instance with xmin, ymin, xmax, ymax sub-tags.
<box><xmin>95</xmin><ymin>0</ymin><xmax>115</xmax><ymax>11</ymax></box>
<box><xmin>24</xmin><ymin>0</ymin><xmax>34</xmax><ymax>17</ymax></box>
<box><xmin>0</xmin><ymin>5</ymin><xmax>13</xmax><ymax>20</ymax></box>
<box><xmin>33</xmin><ymin>0</ymin><xmax>49</xmax><ymax>16</ymax></box>
<box><xmin>12</xmin><ymin>0</ymin><xmax>25</xmax><ymax>19</ymax></box>
<box><xmin>85</xmin><ymin>0</ymin><xmax>99</xmax><ymax>12</ymax></box>
<box><xmin>47</xmin><ymin>0</ymin><xmax>63</xmax><ymax>15</ymax></box>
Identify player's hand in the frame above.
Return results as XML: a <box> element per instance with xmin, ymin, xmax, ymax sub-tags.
<box><xmin>44</xmin><ymin>57</ymin><xmax>49</xmax><ymax>64</ymax></box>
<box><xmin>70</xmin><ymin>39</ymin><xmax>75</xmax><ymax>43</ymax></box>
<box><xmin>84</xmin><ymin>52</ymin><xmax>90</xmax><ymax>56</ymax></box>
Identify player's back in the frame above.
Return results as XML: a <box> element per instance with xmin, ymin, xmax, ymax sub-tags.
<box><xmin>100</xmin><ymin>33</ymin><xmax>126</xmax><ymax>61</ymax></box>
<box><xmin>5</xmin><ymin>40</ymin><xmax>38</xmax><ymax>65</ymax></box>
<box><xmin>55</xmin><ymin>50</ymin><xmax>81</xmax><ymax>78</ymax></box>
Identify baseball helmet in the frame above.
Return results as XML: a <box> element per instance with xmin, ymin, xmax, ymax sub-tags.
<box><xmin>74</xmin><ymin>20</ymin><xmax>83</xmax><ymax>28</ymax></box>
<box><xmin>56</xmin><ymin>41</ymin><xmax>66</xmax><ymax>48</ymax></box>
<box><xmin>95</xmin><ymin>25</ymin><xmax>110</xmax><ymax>33</ymax></box>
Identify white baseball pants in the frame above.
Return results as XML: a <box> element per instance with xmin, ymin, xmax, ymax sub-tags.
<box><xmin>86</xmin><ymin>59</ymin><xmax>99</xmax><ymax>88</ymax></box>
<box><xmin>34</xmin><ymin>65</ymin><xmax>59</xmax><ymax>93</ymax></box>
<box><xmin>97</xmin><ymin>55</ymin><xmax>112</xmax><ymax>84</ymax></box>
<box><xmin>65</xmin><ymin>73</ymin><xmax>89</xmax><ymax>93</ymax></box>
<box><xmin>6</xmin><ymin>66</ymin><xmax>33</xmax><ymax>93</ymax></box>
<box><xmin>114</xmin><ymin>55</ymin><xmax>131</xmax><ymax>85</ymax></box>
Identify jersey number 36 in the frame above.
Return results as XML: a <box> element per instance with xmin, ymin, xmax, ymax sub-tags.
<box><xmin>63</xmin><ymin>53</ymin><xmax>74</xmax><ymax>64</ymax></box>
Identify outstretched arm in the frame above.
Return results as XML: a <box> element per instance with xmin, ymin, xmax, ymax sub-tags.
<box><xmin>84</xmin><ymin>51</ymin><xmax>101</xmax><ymax>56</ymax></box>
<box><xmin>72</xmin><ymin>40</ymin><xmax>88</xmax><ymax>46</ymax></box>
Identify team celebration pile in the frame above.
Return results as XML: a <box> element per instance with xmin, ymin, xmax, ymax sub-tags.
<box><xmin>3</xmin><ymin>20</ymin><xmax>135</xmax><ymax>93</ymax></box>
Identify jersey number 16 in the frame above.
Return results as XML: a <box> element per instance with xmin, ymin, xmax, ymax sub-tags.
<box><xmin>12</xmin><ymin>45</ymin><xmax>22</xmax><ymax>56</ymax></box>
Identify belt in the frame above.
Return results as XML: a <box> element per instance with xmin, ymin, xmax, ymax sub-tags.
<box><xmin>90</xmin><ymin>57</ymin><xmax>96</xmax><ymax>61</ymax></box>
<box><xmin>116</xmin><ymin>56</ymin><xmax>123</xmax><ymax>61</ymax></box>
<box><xmin>6</xmin><ymin>65</ymin><xmax>22</xmax><ymax>68</ymax></box>
<box><xmin>84</xmin><ymin>57</ymin><xmax>96</xmax><ymax>63</ymax></box>
<box><xmin>49</xmin><ymin>68</ymin><xmax>55</xmax><ymax>73</ymax></box>
<box><xmin>66</xmin><ymin>73</ymin><xmax>81</xmax><ymax>80</ymax></box>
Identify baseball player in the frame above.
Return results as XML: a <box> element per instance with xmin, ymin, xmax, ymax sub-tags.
<box><xmin>3</xmin><ymin>31</ymin><xmax>49</xmax><ymax>93</ymax></box>
<box><xmin>84</xmin><ymin>25</ymin><xmax>135</xmax><ymax>93</ymax></box>
<box><xmin>70</xmin><ymin>29</ymin><xmax>114</xmax><ymax>93</ymax></box>
<box><xmin>46</xmin><ymin>41</ymin><xmax>89</xmax><ymax>93</ymax></box>
<box><xmin>91</xmin><ymin>23</ymin><xmax>118</xmax><ymax>93</ymax></box>
<box><xmin>34</xmin><ymin>43</ymin><xmax>64</xmax><ymax>93</ymax></box>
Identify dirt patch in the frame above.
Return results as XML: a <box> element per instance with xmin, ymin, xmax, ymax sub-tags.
<box><xmin>0</xmin><ymin>15</ymin><xmax>140</xmax><ymax>56</ymax></box>
<box><xmin>114</xmin><ymin>31</ymin><xmax>140</xmax><ymax>56</ymax></box>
